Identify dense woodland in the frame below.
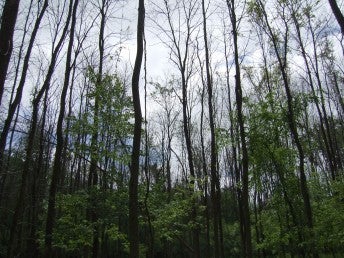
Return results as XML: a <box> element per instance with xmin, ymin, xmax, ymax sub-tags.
<box><xmin>0</xmin><ymin>0</ymin><xmax>344</xmax><ymax>257</ymax></box>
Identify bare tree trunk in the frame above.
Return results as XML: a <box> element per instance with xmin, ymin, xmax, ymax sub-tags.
<box><xmin>88</xmin><ymin>1</ymin><xmax>107</xmax><ymax>256</ymax></box>
<box><xmin>201</xmin><ymin>0</ymin><xmax>223</xmax><ymax>256</ymax></box>
<box><xmin>198</xmin><ymin>58</ymin><xmax>210</xmax><ymax>258</ymax></box>
<box><xmin>328</xmin><ymin>0</ymin><xmax>344</xmax><ymax>34</ymax></box>
<box><xmin>129</xmin><ymin>0</ymin><xmax>145</xmax><ymax>257</ymax></box>
<box><xmin>0</xmin><ymin>0</ymin><xmax>21</xmax><ymax>105</ymax></box>
<box><xmin>227</xmin><ymin>0</ymin><xmax>252</xmax><ymax>256</ymax></box>
<box><xmin>308</xmin><ymin>16</ymin><xmax>342</xmax><ymax>178</ymax></box>
<box><xmin>224</xmin><ymin>24</ymin><xmax>243</xmax><ymax>257</ymax></box>
<box><xmin>44</xmin><ymin>0</ymin><xmax>79</xmax><ymax>256</ymax></box>
<box><xmin>26</xmin><ymin>87</ymin><xmax>50</xmax><ymax>258</ymax></box>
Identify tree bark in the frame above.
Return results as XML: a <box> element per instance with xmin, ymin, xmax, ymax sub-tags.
<box><xmin>0</xmin><ymin>0</ymin><xmax>21</xmax><ymax>105</ymax></box>
<box><xmin>201</xmin><ymin>0</ymin><xmax>223</xmax><ymax>256</ymax></box>
<box><xmin>328</xmin><ymin>0</ymin><xmax>344</xmax><ymax>34</ymax></box>
<box><xmin>0</xmin><ymin>0</ymin><xmax>34</xmax><ymax>204</ymax></box>
<box><xmin>129</xmin><ymin>0</ymin><xmax>145</xmax><ymax>257</ymax></box>
<box><xmin>88</xmin><ymin>1</ymin><xmax>107</xmax><ymax>256</ymax></box>
<box><xmin>44</xmin><ymin>0</ymin><xmax>79</xmax><ymax>256</ymax></box>
<box><xmin>227</xmin><ymin>0</ymin><xmax>252</xmax><ymax>256</ymax></box>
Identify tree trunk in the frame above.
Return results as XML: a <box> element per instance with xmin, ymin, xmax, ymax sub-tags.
<box><xmin>129</xmin><ymin>0</ymin><xmax>145</xmax><ymax>257</ymax></box>
<box><xmin>0</xmin><ymin>0</ymin><xmax>34</xmax><ymax>204</ymax></box>
<box><xmin>328</xmin><ymin>0</ymin><xmax>344</xmax><ymax>34</ymax></box>
<box><xmin>201</xmin><ymin>0</ymin><xmax>223</xmax><ymax>256</ymax></box>
<box><xmin>88</xmin><ymin>1</ymin><xmax>107</xmax><ymax>256</ymax></box>
<box><xmin>227</xmin><ymin>0</ymin><xmax>252</xmax><ymax>256</ymax></box>
<box><xmin>44</xmin><ymin>0</ymin><xmax>79</xmax><ymax>256</ymax></box>
<box><xmin>0</xmin><ymin>0</ymin><xmax>21</xmax><ymax>105</ymax></box>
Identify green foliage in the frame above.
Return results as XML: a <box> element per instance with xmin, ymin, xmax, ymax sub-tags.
<box><xmin>246</xmin><ymin>91</ymin><xmax>310</xmax><ymax>255</ymax></box>
<box><xmin>215</xmin><ymin>127</ymin><xmax>231</xmax><ymax>150</ymax></box>
<box><xmin>255</xmin><ymin>208</ymin><xmax>293</xmax><ymax>255</ymax></box>
<box><xmin>247</xmin><ymin>1</ymin><xmax>264</xmax><ymax>21</ymax></box>
<box><xmin>36</xmin><ymin>189</ymin><xmax>130</xmax><ymax>255</ymax></box>
<box><xmin>69</xmin><ymin>68</ymin><xmax>133</xmax><ymax>164</ymax></box>
<box><xmin>38</xmin><ymin>192</ymin><xmax>94</xmax><ymax>253</ymax></box>
<box><xmin>223</xmin><ymin>222</ymin><xmax>241</xmax><ymax>257</ymax></box>
<box><xmin>247</xmin><ymin>92</ymin><xmax>296</xmax><ymax>175</ymax></box>
<box><xmin>145</xmin><ymin>184</ymin><xmax>204</xmax><ymax>244</ymax></box>
<box><xmin>313</xmin><ymin>180</ymin><xmax>344</xmax><ymax>252</ymax></box>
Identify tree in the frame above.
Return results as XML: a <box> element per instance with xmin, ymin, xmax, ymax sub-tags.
<box><xmin>0</xmin><ymin>0</ymin><xmax>21</xmax><ymax>105</ymax></box>
<box><xmin>201</xmin><ymin>0</ymin><xmax>223</xmax><ymax>256</ymax></box>
<box><xmin>0</xmin><ymin>0</ymin><xmax>343</xmax><ymax>257</ymax></box>
<box><xmin>226</xmin><ymin>0</ymin><xmax>252</xmax><ymax>256</ymax></box>
<box><xmin>288</xmin><ymin>0</ymin><xmax>339</xmax><ymax>180</ymax></box>
<box><xmin>129</xmin><ymin>0</ymin><xmax>145</xmax><ymax>257</ymax></box>
<box><xmin>44</xmin><ymin>0</ymin><xmax>80</xmax><ymax>255</ymax></box>
<box><xmin>150</xmin><ymin>79</ymin><xmax>180</xmax><ymax>194</ymax></box>
<box><xmin>328</xmin><ymin>0</ymin><xmax>344</xmax><ymax>34</ymax></box>
<box><xmin>87</xmin><ymin>1</ymin><xmax>108</xmax><ymax>256</ymax></box>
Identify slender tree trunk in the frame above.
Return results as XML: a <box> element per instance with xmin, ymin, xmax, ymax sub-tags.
<box><xmin>182</xmin><ymin>75</ymin><xmax>200</xmax><ymax>258</ymax></box>
<box><xmin>26</xmin><ymin>87</ymin><xmax>50</xmax><ymax>258</ymax></box>
<box><xmin>199</xmin><ymin>64</ymin><xmax>210</xmax><ymax>258</ymax></box>
<box><xmin>308</xmin><ymin>19</ymin><xmax>342</xmax><ymax>178</ymax></box>
<box><xmin>227</xmin><ymin>0</ymin><xmax>252</xmax><ymax>256</ymax></box>
<box><xmin>143</xmin><ymin>34</ymin><xmax>155</xmax><ymax>258</ymax></box>
<box><xmin>180</xmin><ymin>34</ymin><xmax>200</xmax><ymax>258</ymax></box>
<box><xmin>129</xmin><ymin>0</ymin><xmax>144</xmax><ymax>257</ymax></box>
<box><xmin>88</xmin><ymin>1</ymin><xmax>107</xmax><ymax>256</ymax></box>
<box><xmin>44</xmin><ymin>0</ymin><xmax>79</xmax><ymax>256</ymax></box>
<box><xmin>201</xmin><ymin>1</ymin><xmax>223</xmax><ymax>256</ymax></box>
<box><xmin>160</xmin><ymin>2</ymin><xmax>200</xmax><ymax>254</ymax></box>
<box><xmin>0</xmin><ymin>0</ymin><xmax>21</xmax><ymax>105</ymax></box>
<box><xmin>224</xmin><ymin>25</ymin><xmax>243</xmax><ymax>257</ymax></box>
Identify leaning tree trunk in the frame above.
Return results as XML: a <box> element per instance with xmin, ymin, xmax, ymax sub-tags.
<box><xmin>44</xmin><ymin>0</ymin><xmax>79</xmax><ymax>256</ymax></box>
<box><xmin>0</xmin><ymin>0</ymin><xmax>21</xmax><ymax>106</ymax></box>
<box><xmin>328</xmin><ymin>0</ymin><xmax>344</xmax><ymax>34</ymax></box>
<box><xmin>129</xmin><ymin>0</ymin><xmax>145</xmax><ymax>257</ymax></box>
